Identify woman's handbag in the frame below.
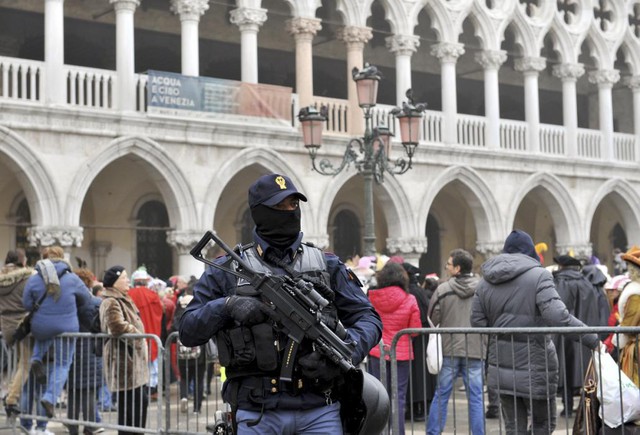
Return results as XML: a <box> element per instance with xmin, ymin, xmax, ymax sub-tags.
<box><xmin>426</xmin><ymin>316</ymin><xmax>442</xmax><ymax>375</ymax></box>
<box><xmin>573</xmin><ymin>357</ymin><xmax>601</xmax><ymax>435</ymax></box>
<box><xmin>11</xmin><ymin>290</ymin><xmax>48</xmax><ymax>345</ymax></box>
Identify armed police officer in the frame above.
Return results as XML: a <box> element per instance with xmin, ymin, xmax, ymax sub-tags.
<box><xmin>179</xmin><ymin>173</ymin><xmax>383</xmax><ymax>434</ymax></box>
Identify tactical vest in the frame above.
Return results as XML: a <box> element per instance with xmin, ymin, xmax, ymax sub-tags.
<box><xmin>218</xmin><ymin>243</ymin><xmax>338</xmax><ymax>381</ymax></box>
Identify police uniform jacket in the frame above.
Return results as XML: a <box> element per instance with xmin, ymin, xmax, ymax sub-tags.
<box><xmin>179</xmin><ymin>232</ymin><xmax>383</xmax><ymax>410</ymax></box>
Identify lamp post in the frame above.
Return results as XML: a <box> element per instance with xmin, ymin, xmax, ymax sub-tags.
<box><xmin>298</xmin><ymin>64</ymin><xmax>426</xmax><ymax>256</ymax></box>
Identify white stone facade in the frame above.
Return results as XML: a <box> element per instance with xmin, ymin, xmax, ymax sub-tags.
<box><xmin>1</xmin><ymin>0</ymin><xmax>640</xmax><ymax>278</ymax></box>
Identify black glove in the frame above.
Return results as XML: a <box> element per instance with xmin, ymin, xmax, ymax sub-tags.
<box><xmin>225</xmin><ymin>296</ymin><xmax>268</xmax><ymax>325</ymax></box>
<box><xmin>298</xmin><ymin>351</ymin><xmax>342</xmax><ymax>383</ymax></box>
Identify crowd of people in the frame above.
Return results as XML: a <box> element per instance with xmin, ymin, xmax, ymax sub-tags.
<box><xmin>0</xmin><ymin>247</ymin><xmax>207</xmax><ymax>435</ymax></box>
<box><xmin>1</xmin><ymin>172</ymin><xmax>639</xmax><ymax>435</ymax></box>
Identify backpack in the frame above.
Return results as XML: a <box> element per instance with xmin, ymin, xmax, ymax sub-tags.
<box><xmin>177</xmin><ymin>339</ymin><xmax>201</xmax><ymax>360</ymax></box>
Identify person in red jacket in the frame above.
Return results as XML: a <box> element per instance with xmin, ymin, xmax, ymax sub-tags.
<box><xmin>368</xmin><ymin>262</ymin><xmax>421</xmax><ymax>435</ymax></box>
<box><xmin>128</xmin><ymin>267</ymin><xmax>164</xmax><ymax>399</ymax></box>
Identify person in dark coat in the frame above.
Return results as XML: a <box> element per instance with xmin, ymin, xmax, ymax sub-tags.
<box><xmin>552</xmin><ymin>254</ymin><xmax>607</xmax><ymax>417</ymax></box>
<box><xmin>581</xmin><ymin>262</ymin><xmax>611</xmax><ymax>334</ymax></box>
<box><xmin>471</xmin><ymin>230</ymin><xmax>601</xmax><ymax>435</ymax></box>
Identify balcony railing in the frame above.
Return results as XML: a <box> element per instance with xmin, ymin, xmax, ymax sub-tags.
<box><xmin>0</xmin><ymin>55</ymin><xmax>637</xmax><ymax>164</ymax></box>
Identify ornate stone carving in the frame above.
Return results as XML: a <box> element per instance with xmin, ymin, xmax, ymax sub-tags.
<box><xmin>475</xmin><ymin>241</ymin><xmax>503</xmax><ymax>259</ymax></box>
<box><xmin>27</xmin><ymin>226</ymin><xmax>84</xmax><ymax>247</ymax></box>
<box><xmin>474</xmin><ymin>50</ymin><xmax>508</xmax><ymax>69</ymax></box>
<box><xmin>552</xmin><ymin>63</ymin><xmax>585</xmax><ymax>80</ymax></box>
<box><xmin>170</xmin><ymin>0</ymin><xmax>209</xmax><ymax>17</ymax></box>
<box><xmin>588</xmin><ymin>69</ymin><xmax>620</xmax><ymax>85</ymax></box>
<box><xmin>110</xmin><ymin>0</ymin><xmax>140</xmax><ymax>12</ymax></box>
<box><xmin>514</xmin><ymin>56</ymin><xmax>546</xmax><ymax>73</ymax></box>
<box><xmin>167</xmin><ymin>230</ymin><xmax>208</xmax><ymax>255</ymax></box>
<box><xmin>286</xmin><ymin>17</ymin><xmax>322</xmax><ymax>39</ymax></box>
<box><xmin>230</xmin><ymin>7</ymin><xmax>267</xmax><ymax>29</ymax></box>
<box><xmin>386</xmin><ymin>237</ymin><xmax>428</xmax><ymax>255</ymax></box>
<box><xmin>624</xmin><ymin>75</ymin><xmax>640</xmax><ymax>89</ymax></box>
<box><xmin>337</xmin><ymin>26</ymin><xmax>373</xmax><ymax>48</ymax></box>
<box><xmin>430</xmin><ymin>42</ymin><xmax>464</xmax><ymax>63</ymax></box>
<box><xmin>385</xmin><ymin>35</ymin><xmax>420</xmax><ymax>56</ymax></box>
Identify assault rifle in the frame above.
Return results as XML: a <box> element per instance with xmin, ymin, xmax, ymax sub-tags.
<box><xmin>190</xmin><ymin>231</ymin><xmax>389</xmax><ymax>434</ymax></box>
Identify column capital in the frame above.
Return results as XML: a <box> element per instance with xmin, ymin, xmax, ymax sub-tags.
<box><xmin>474</xmin><ymin>50</ymin><xmax>507</xmax><ymax>69</ymax></box>
<box><xmin>167</xmin><ymin>230</ymin><xmax>208</xmax><ymax>255</ymax></box>
<box><xmin>286</xmin><ymin>17</ymin><xmax>322</xmax><ymax>41</ymax></box>
<box><xmin>230</xmin><ymin>7</ymin><xmax>267</xmax><ymax>30</ymax></box>
<box><xmin>170</xmin><ymin>0</ymin><xmax>209</xmax><ymax>20</ymax></box>
<box><xmin>337</xmin><ymin>26</ymin><xmax>373</xmax><ymax>49</ymax></box>
<box><xmin>109</xmin><ymin>0</ymin><xmax>140</xmax><ymax>12</ymax></box>
<box><xmin>430</xmin><ymin>42</ymin><xmax>464</xmax><ymax>63</ymax></box>
<box><xmin>552</xmin><ymin>63</ymin><xmax>585</xmax><ymax>81</ymax></box>
<box><xmin>475</xmin><ymin>241</ymin><xmax>504</xmax><ymax>259</ymax></box>
<box><xmin>588</xmin><ymin>69</ymin><xmax>620</xmax><ymax>86</ymax></box>
<box><xmin>27</xmin><ymin>226</ymin><xmax>84</xmax><ymax>248</ymax></box>
<box><xmin>385</xmin><ymin>34</ymin><xmax>420</xmax><ymax>56</ymax></box>
<box><xmin>386</xmin><ymin>236</ymin><xmax>427</xmax><ymax>255</ymax></box>
<box><xmin>514</xmin><ymin>56</ymin><xmax>546</xmax><ymax>74</ymax></box>
<box><xmin>624</xmin><ymin>75</ymin><xmax>640</xmax><ymax>90</ymax></box>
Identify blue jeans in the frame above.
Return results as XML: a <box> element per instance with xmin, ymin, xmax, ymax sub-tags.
<box><xmin>32</xmin><ymin>336</ymin><xmax>77</xmax><ymax>406</ymax></box>
<box><xmin>235</xmin><ymin>401</ymin><xmax>342</xmax><ymax>434</ymax></box>
<box><xmin>427</xmin><ymin>356</ymin><xmax>484</xmax><ymax>435</ymax></box>
<box><xmin>367</xmin><ymin>357</ymin><xmax>410</xmax><ymax>435</ymax></box>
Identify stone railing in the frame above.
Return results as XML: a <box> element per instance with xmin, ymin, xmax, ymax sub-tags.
<box><xmin>66</xmin><ymin>65</ymin><xmax>116</xmax><ymax>109</ymax></box>
<box><xmin>539</xmin><ymin>124</ymin><xmax>565</xmax><ymax>155</ymax></box>
<box><xmin>500</xmin><ymin>119</ymin><xmax>527</xmax><ymax>151</ymax></box>
<box><xmin>0</xmin><ymin>56</ymin><xmax>43</xmax><ymax>102</ymax></box>
<box><xmin>577</xmin><ymin>128</ymin><xmax>602</xmax><ymax>159</ymax></box>
<box><xmin>457</xmin><ymin>114</ymin><xmax>486</xmax><ymax>147</ymax></box>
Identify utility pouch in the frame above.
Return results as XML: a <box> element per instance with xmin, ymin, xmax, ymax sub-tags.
<box><xmin>216</xmin><ymin>330</ymin><xmax>233</xmax><ymax>367</ymax></box>
<box><xmin>251</xmin><ymin>323</ymin><xmax>278</xmax><ymax>371</ymax></box>
<box><xmin>229</xmin><ymin>327</ymin><xmax>255</xmax><ymax>365</ymax></box>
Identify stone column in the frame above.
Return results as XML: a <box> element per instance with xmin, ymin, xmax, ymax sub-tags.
<box><xmin>514</xmin><ymin>57</ymin><xmax>546</xmax><ymax>153</ymax></box>
<box><xmin>230</xmin><ymin>7</ymin><xmax>267</xmax><ymax>84</ymax></box>
<box><xmin>170</xmin><ymin>0</ymin><xmax>210</xmax><ymax>77</ymax></box>
<box><xmin>110</xmin><ymin>0</ymin><xmax>140</xmax><ymax>111</ymax></box>
<box><xmin>588</xmin><ymin>69</ymin><xmax>620</xmax><ymax>161</ymax></box>
<box><xmin>167</xmin><ymin>230</ymin><xmax>207</xmax><ymax>277</ymax></box>
<box><xmin>624</xmin><ymin>76</ymin><xmax>640</xmax><ymax>163</ymax></box>
<box><xmin>552</xmin><ymin>63</ymin><xmax>584</xmax><ymax>157</ymax></box>
<box><xmin>386</xmin><ymin>236</ymin><xmax>427</xmax><ymax>267</ymax></box>
<box><xmin>386</xmin><ymin>35</ymin><xmax>420</xmax><ymax>107</ymax></box>
<box><xmin>431</xmin><ymin>42</ymin><xmax>464</xmax><ymax>144</ymax></box>
<box><xmin>91</xmin><ymin>241</ymin><xmax>112</xmax><ymax>278</ymax></box>
<box><xmin>44</xmin><ymin>0</ymin><xmax>66</xmax><ymax>105</ymax></box>
<box><xmin>286</xmin><ymin>17</ymin><xmax>321</xmax><ymax>108</ymax></box>
<box><xmin>337</xmin><ymin>26</ymin><xmax>373</xmax><ymax>136</ymax></box>
<box><xmin>475</xmin><ymin>50</ymin><xmax>507</xmax><ymax>149</ymax></box>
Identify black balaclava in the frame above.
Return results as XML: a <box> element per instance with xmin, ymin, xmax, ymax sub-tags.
<box><xmin>251</xmin><ymin>204</ymin><xmax>301</xmax><ymax>249</ymax></box>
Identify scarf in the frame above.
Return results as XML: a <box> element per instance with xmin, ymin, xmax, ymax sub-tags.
<box><xmin>35</xmin><ymin>259</ymin><xmax>61</xmax><ymax>301</ymax></box>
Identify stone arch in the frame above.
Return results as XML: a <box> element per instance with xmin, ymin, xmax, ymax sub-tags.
<box><xmin>620</xmin><ymin>35</ymin><xmax>640</xmax><ymax>75</ymax></box>
<box><xmin>547</xmin><ymin>23</ymin><xmax>577</xmax><ymax>64</ymax></box>
<box><xmin>424</xmin><ymin>0</ymin><xmax>472</xmax><ymax>42</ymax></box>
<box><xmin>316</xmin><ymin>169</ymin><xmax>416</xmax><ymax>241</ymax></box>
<box><xmin>335</xmin><ymin>0</ymin><xmax>375</xmax><ymax>28</ymax></box>
<box><xmin>0</xmin><ymin>126</ymin><xmax>59</xmax><ymax>225</ymax></box>
<box><xmin>506</xmin><ymin>172</ymin><xmax>581</xmax><ymax>244</ymax></box>
<box><xmin>417</xmin><ymin>166</ymin><xmax>502</xmax><ymax>243</ymax></box>
<box><xmin>467</xmin><ymin>1</ymin><xmax>516</xmax><ymax>50</ymax></box>
<box><xmin>67</xmin><ymin>136</ymin><xmax>198</xmax><ymax>230</ymax></box>
<box><xmin>585</xmin><ymin>179</ymin><xmax>640</xmax><ymax>245</ymax></box>
<box><xmin>204</xmin><ymin>147</ymin><xmax>313</xmax><ymax>230</ymax></box>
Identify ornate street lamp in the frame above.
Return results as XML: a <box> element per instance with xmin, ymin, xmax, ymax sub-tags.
<box><xmin>298</xmin><ymin>65</ymin><xmax>427</xmax><ymax>256</ymax></box>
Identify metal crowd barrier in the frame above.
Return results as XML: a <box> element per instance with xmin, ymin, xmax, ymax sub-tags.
<box><xmin>385</xmin><ymin>326</ymin><xmax>640</xmax><ymax>435</ymax></box>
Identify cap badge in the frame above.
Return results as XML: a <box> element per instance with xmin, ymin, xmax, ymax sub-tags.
<box><xmin>275</xmin><ymin>176</ymin><xmax>287</xmax><ymax>190</ymax></box>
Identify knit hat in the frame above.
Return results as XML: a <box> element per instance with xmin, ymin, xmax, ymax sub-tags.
<box><xmin>503</xmin><ymin>230</ymin><xmax>539</xmax><ymax>261</ymax></box>
<box><xmin>103</xmin><ymin>265</ymin><xmax>125</xmax><ymax>288</ymax></box>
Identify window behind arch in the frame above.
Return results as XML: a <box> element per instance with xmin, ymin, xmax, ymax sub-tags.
<box><xmin>15</xmin><ymin>199</ymin><xmax>39</xmax><ymax>266</ymax></box>
<box><xmin>136</xmin><ymin>200</ymin><xmax>172</xmax><ymax>280</ymax></box>
<box><xmin>332</xmin><ymin>209</ymin><xmax>361</xmax><ymax>262</ymax></box>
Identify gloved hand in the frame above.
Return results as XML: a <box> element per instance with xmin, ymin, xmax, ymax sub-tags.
<box><xmin>225</xmin><ymin>296</ymin><xmax>268</xmax><ymax>325</ymax></box>
<box><xmin>298</xmin><ymin>351</ymin><xmax>342</xmax><ymax>383</ymax></box>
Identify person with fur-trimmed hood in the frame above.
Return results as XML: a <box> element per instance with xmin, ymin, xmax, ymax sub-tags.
<box><xmin>0</xmin><ymin>249</ymin><xmax>33</xmax><ymax>418</ymax></box>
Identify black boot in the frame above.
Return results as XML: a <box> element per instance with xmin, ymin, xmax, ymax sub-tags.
<box><xmin>414</xmin><ymin>401</ymin><xmax>425</xmax><ymax>422</ymax></box>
